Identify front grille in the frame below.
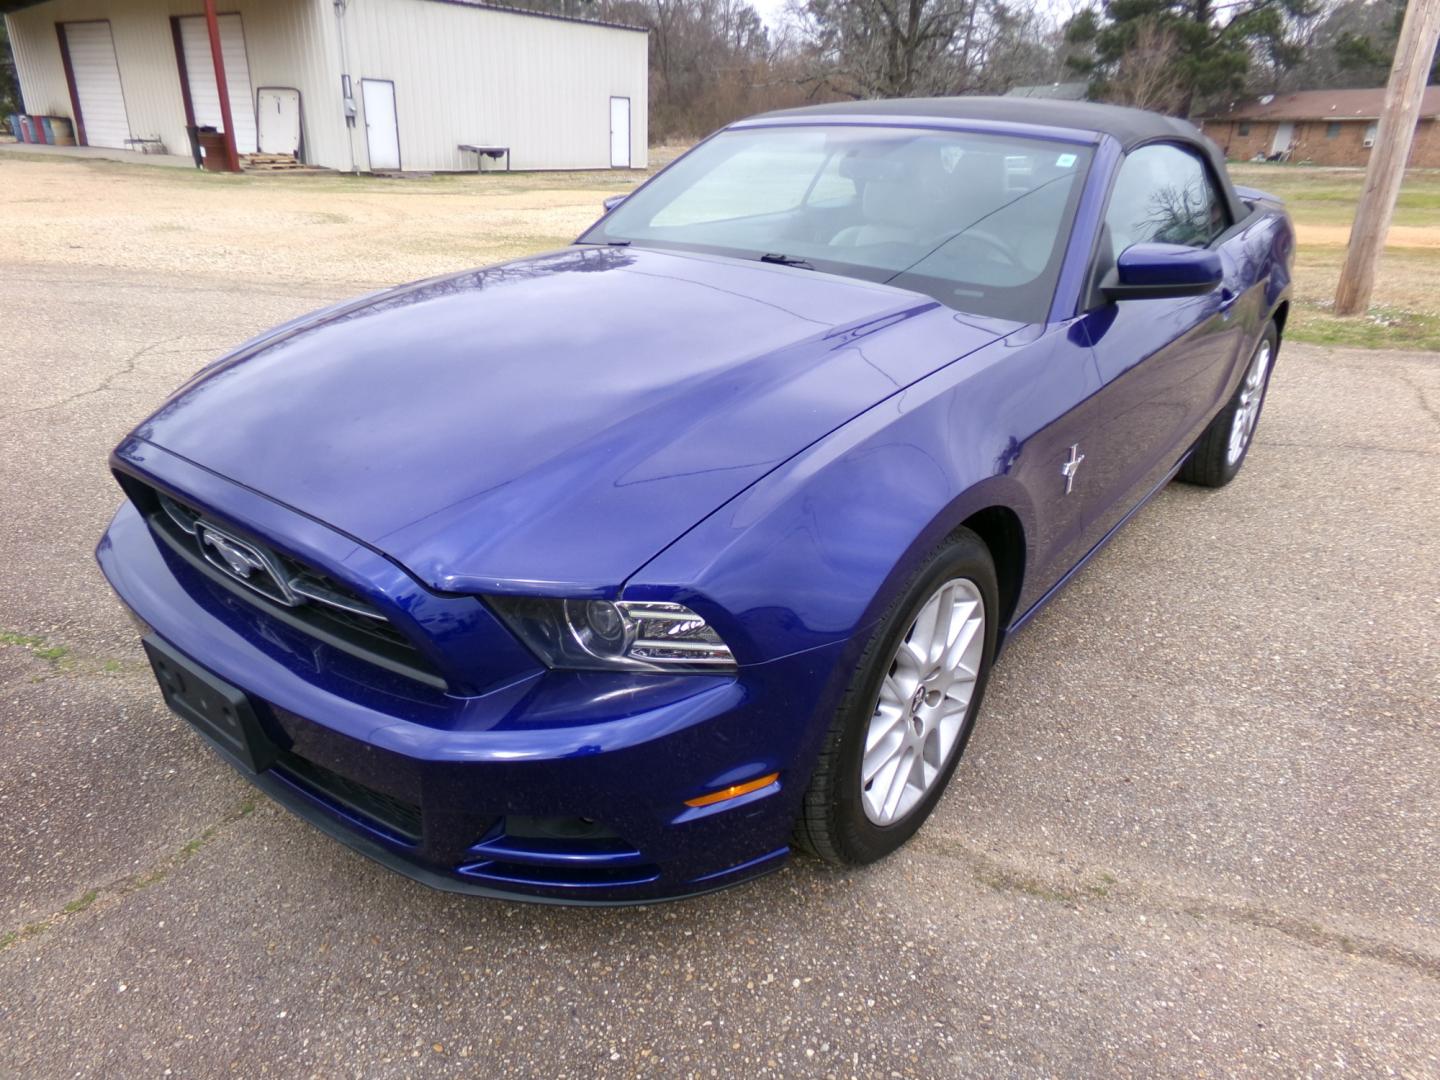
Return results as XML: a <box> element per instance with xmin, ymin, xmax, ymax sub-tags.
<box><xmin>130</xmin><ymin>482</ymin><xmax>446</xmax><ymax>690</ymax></box>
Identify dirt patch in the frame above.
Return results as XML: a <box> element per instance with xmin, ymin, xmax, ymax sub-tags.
<box><xmin>0</xmin><ymin>156</ymin><xmax>676</xmax><ymax>291</ymax></box>
<box><xmin>1295</xmin><ymin>223</ymin><xmax>1440</xmax><ymax>249</ymax></box>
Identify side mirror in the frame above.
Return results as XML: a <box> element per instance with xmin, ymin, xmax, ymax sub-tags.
<box><xmin>1102</xmin><ymin>243</ymin><xmax>1222</xmax><ymax>301</ymax></box>
<box><xmin>602</xmin><ymin>194</ymin><xmax>627</xmax><ymax>212</ymax></box>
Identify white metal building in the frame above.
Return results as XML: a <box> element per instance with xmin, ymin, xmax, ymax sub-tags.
<box><xmin>4</xmin><ymin>0</ymin><xmax>649</xmax><ymax>172</ymax></box>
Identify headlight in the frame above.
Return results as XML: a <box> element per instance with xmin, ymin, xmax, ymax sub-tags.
<box><xmin>486</xmin><ymin>597</ymin><xmax>736</xmax><ymax>672</ymax></box>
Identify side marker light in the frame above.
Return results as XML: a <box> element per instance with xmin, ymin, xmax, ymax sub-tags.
<box><xmin>684</xmin><ymin>772</ymin><xmax>780</xmax><ymax>808</ymax></box>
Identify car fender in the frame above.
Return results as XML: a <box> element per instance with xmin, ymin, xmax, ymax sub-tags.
<box><xmin>625</xmin><ymin>332</ymin><xmax>1061</xmax><ymax>674</ymax></box>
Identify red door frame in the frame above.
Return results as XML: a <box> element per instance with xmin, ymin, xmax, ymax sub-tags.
<box><xmin>169</xmin><ymin>8</ymin><xmax>245</xmax><ymax>171</ymax></box>
<box><xmin>202</xmin><ymin>0</ymin><xmax>240</xmax><ymax>171</ymax></box>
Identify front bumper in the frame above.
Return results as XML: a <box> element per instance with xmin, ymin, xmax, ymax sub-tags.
<box><xmin>98</xmin><ymin>500</ymin><xmax>844</xmax><ymax>903</ymax></box>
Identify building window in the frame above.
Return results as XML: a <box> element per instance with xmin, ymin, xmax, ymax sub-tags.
<box><xmin>1238</xmin><ymin>121</ymin><xmax>1252</xmax><ymax>136</ymax></box>
<box><xmin>1326</xmin><ymin>121</ymin><xmax>1342</xmax><ymax>138</ymax></box>
<box><xmin>1364</xmin><ymin>122</ymin><xmax>1378</xmax><ymax>148</ymax></box>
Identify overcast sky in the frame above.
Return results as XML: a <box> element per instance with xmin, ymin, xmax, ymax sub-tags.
<box><xmin>753</xmin><ymin>0</ymin><xmax>792</xmax><ymax>31</ymax></box>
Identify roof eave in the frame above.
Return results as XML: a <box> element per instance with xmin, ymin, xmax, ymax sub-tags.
<box><xmin>1205</xmin><ymin>112</ymin><xmax>1436</xmax><ymax>122</ymax></box>
<box><xmin>2</xmin><ymin>0</ymin><xmax>650</xmax><ymax>30</ymax></box>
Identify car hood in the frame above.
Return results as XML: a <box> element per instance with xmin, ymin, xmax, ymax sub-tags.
<box><xmin>135</xmin><ymin>246</ymin><xmax>1002</xmax><ymax>593</ymax></box>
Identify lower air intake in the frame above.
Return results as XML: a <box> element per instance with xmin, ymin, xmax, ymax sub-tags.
<box><xmin>457</xmin><ymin>816</ymin><xmax>660</xmax><ymax>889</ymax></box>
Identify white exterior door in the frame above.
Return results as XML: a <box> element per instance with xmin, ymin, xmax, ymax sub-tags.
<box><xmin>609</xmin><ymin>96</ymin><xmax>631</xmax><ymax>168</ymax></box>
<box><xmin>1270</xmin><ymin>121</ymin><xmax>1295</xmax><ymax>156</ymax></box>
<box><xmin>179</xmin><ymin>14</ymin><xmax>258</xmax><ymax>155</ymax></box>
<box><xmin>63</xmin><ymin>22</ymin><xmax>130</xmax><ymax>149</ymax></box>
<box><xmin>256</xmin><ymin>87</ymin><xmax>301</xmax><ymax>156</ymax></box>
<box><xmin>362</xmin><ymin>79</ymin><xmax>400</xmax><ymax>171</ymax></box>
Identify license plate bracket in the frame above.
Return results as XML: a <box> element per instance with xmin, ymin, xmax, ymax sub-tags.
<box><xmin>143</xmin><ymin>635</ymin><xmax>276</xmax><ymax>774</ymax></box>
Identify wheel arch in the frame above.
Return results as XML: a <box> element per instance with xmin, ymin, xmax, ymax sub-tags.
<box><xmin>1271</xmin><ymin>299</ymin><xmax>1290</xmax><ymax>340</ymax></box>
<box><xmin>854</xmin><ymin>474</ymin><xmax>1037</xmax><ymax>652</ymax></box>
<box><xmin>958</xmin><ymin>504</ymin><xmax>1026</xmax><ymax>636</ymax></box>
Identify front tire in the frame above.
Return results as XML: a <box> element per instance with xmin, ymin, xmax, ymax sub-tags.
<box><xmin>1178</xmin><ymin>322</ymin><xmax>1278</xmax><ymax>488</ymax></box>
<box><xmin>795</xmin><ymin>530</ymin><xmax>999</xmax><ymax>865</ymax></box>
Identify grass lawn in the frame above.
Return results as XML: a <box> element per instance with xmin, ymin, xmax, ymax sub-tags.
<box><xmin>1229</xmin><ymin>164</ymin><xmax>1440</xmax><ymax>350</ymax></box>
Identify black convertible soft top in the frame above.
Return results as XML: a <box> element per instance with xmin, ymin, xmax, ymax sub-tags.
<box><xmin>748</xmin><ymin>96</ymin><xmax>1247</xmax><ymax>223</ymax></box>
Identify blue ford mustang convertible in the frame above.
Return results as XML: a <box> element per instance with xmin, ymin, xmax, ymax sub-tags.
<box><xmin>98</xmin><ymin>98</ymin><xmax>1294</xmax><ymax>903</ymax></box>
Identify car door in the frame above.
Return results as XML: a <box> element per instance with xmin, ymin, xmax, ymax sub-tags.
<box><xmin>1066</xmin><ymin>142</ymin><xmax>1247</xmax><ymax>552</ymax></box>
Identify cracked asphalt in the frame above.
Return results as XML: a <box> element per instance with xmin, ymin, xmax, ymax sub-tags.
<box><xmin>2</xmin><ymin>156</ymin><xmax>1439</xmax><ymax>1078</ymax></box>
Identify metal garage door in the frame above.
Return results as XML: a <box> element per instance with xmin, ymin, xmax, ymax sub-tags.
<box><xmin>62</xmin><ymin>22</ymin><xmax>130</xmax><ymax>149</ymax></box>
<box><xmin>178</xmin><ymin>14</ymin><xmax>257</xmax><ymax>155</ymax></box>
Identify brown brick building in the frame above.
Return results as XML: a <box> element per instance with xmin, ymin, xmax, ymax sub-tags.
<box><xmin>1198</xmin><ymin>87</ymin><xmax>1440</xmax><ymax>167</ymax></box>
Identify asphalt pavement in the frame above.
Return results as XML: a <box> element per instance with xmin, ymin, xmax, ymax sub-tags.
<box><xmin>2</xmin><ymin>259</ymin><xmax>1437</xmax><ymax>1078</ymax></box>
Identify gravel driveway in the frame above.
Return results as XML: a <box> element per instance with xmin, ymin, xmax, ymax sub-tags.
<box><xmin>2</xmin><ymin>154</ymin><xmax>1438</xmax><ymax>1078</ymax></box>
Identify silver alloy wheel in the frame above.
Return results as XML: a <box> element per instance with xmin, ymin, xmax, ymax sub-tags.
<box><xmin>861</xmin><ymin>577</ymin><xmax>986</xmax><ymax>826</ymax></box>
<box><xmin>1227</xmin><ymin>338</ymin><xmax>1273</xmax><ymax>466</ymax></box>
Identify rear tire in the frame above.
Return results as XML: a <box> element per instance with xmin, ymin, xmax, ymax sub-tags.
<box><xmin>795</xmin><ymin>529</ymin><xmax>998</xmax><ymax>865</ymax></box>
<box><xmin>1178</xmin><ymin>322</ymin><xmax>1278</xmax><ymax>488</ymax></box>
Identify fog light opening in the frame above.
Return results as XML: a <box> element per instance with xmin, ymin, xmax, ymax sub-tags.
<box><xmin>684</xmin><ymin>772</ymin><xmax>780</xmax><ymax>808</ymax></box>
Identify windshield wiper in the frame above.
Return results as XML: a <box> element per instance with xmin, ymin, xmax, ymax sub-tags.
<box><xmin>759</xmin><ymin>252</ymin><xmax>815</xmax><ymax>269</ymax></box>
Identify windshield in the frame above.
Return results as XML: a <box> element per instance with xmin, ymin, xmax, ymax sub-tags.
<box><xmin>580</xmin><ymin>124</ymin><xmax>1094</xmax><ymax>322</ymax></box>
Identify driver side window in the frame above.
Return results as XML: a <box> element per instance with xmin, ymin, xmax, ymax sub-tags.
<box><xmin>1104</xmin><ymin>144</ymin><xmax>1228</xmax><ymax>255</ymax></box>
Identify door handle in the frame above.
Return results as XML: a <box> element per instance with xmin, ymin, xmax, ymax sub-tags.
<box><xmin>1218</xmin><ymin>287</ymin><xmax>1241</xmax><ymax>317</ymax></box>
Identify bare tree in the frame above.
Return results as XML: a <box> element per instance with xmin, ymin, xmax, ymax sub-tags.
<box><xmin>1105</xmin><ymin>18</ymin><xmax>1184</xmax><ymax>111</ymax></box>
<box><xmin>790</xmin><ymin>0</ymin><xmax>1058</xmax><ymax>99</ymax></box>
<box><xmin>500</xmin><ymin>0</ymin><xmax>1078</xmax><ymax>142</ymax></box>
<box><xmin>1275</xmin><ymin>0</ymin><xmax>1431</xmax><ymax>91</ymax></box>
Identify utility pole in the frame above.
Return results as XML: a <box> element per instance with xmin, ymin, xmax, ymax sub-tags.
<box><xmin>1334</xmin><ymin>0</ymin><xmax>1440</xmax><ymax>315</ymax></box>
<box><xmin>1330</xmin><ymin>0</ymin><xmax>1440</xmax><ymax>316</ymax></box>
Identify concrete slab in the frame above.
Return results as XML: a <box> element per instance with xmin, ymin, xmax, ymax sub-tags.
<box><xmin>1</xmin><ymin>159</ymin><xmax>1436</xmax><ymax>1077</ymax></box>
<box><xmin>0</xmin><ymin>142</ymin><xmax>197</xmax><ymax>169</ymax></box>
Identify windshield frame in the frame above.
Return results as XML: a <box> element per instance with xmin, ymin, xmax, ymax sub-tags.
<box><xmin>579</xmin><ymin>118</ymin><xmax>1102</xmax><ymax>324</ymax></box>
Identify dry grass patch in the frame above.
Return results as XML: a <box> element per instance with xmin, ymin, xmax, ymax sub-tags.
<box><xmin>1231</xmin><ymin>164</ymin><xmax>1440</xmax><ymax>350</ymax></box>
<box><xmin>0</xmin><ymin>153</ymin><xmax>673</xmax><ymax>290</ymax></box>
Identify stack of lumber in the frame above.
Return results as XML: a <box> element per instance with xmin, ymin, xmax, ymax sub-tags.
<box><xmin>241</xmin><ymin>153</ymin><xmax>330</xmax><ymax>174</ymax></box>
